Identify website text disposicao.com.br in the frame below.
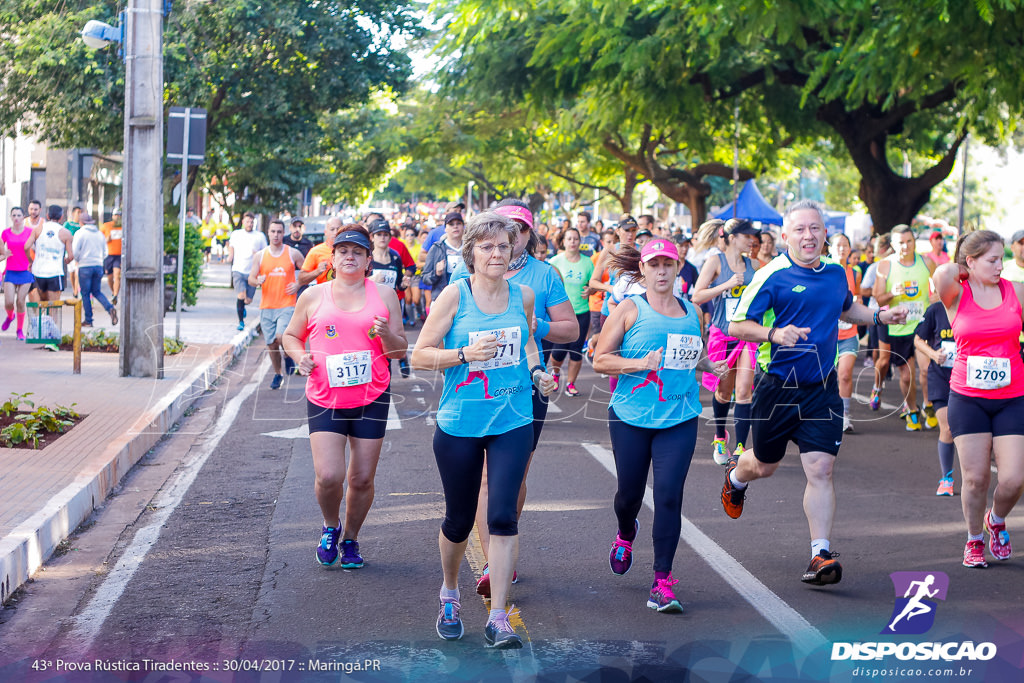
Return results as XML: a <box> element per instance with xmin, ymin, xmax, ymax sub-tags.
<box><xmin>851</xmin><ymin>665</ymin><xmax>979</xmax><ymax>679</ymax></box>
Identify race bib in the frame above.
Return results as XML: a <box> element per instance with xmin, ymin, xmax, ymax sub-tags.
<box><xmin>664</xmin><ymin>333</ymin><xmax>703</xmax><ymax>371</ymax></box>
<box><xmin>724</xmin><ymin>297</ymin><xmax>741</xmax><ymax>322</ymax></box>
<box><xmin>939</xmin><ymin>340</ymin><xmax>956</xmax><ymax>369</ymax></box>
<box><xmin>325</xmin><ymin>351</ymin><xmax>372</xmax><ymax>388</ymax></box>
<box><xmin>903</xmin><ymin>301</ymin><xmax>925</xmax><ymax>324</ymax></box>
<box><xmin>966</xmin><ymin>356</ymin><xmax>1011</xmax><ymax>390</ymax></box>
<box><xmin>110</xmin><ymin>229</ymin><xmax>122</xmax><ymax>241</ymax></box>
<box><xmin>468</xmin><ymin>327</ymin><xmax>521</xmax><ymax>372</ymax></box>
<box><xmin>374</xmin><ymin>269</ymin><xmax>398</xmax><ymax>288</ymax></box>
<box><xmin>446</xmin><ymin>252</ymin><xmax>462</xmax><ymax>273</ymax></box>
<box><xmin>838</xmin><ymin>320</ymin><xmax>854</xmax><ymax>331</ymax></box>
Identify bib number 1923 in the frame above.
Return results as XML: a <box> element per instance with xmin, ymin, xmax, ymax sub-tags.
<box><xmin>326</xmin><ymin>350</ymin><xmax>372</xmax><ymax>388</ymax></box>
<box><xmin>663</xmin><ymin>333</ymin><xmax>702</xmax><ymax>371</ymax></box>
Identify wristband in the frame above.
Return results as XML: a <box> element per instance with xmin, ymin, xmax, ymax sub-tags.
<box><xmin>767</xmin><ymin>327</ymin><xmax>777</xmax><ymax>344</ymax></box>
<box><xmin>458</xmin><ymin>347</ymin><xmax>467</xmax><ymax>364</ymax></box>
<box><xmin>873</xmin><ymin>310</ymin><xmax>882</xmax><ymax>326</ymax></box>
<box><xmin>530</xmin><ymin>364</ymin><xmax>546</xmax><ymax>381</ymax></box>
<box><xmin>535</xmin><ymin>318</ymin><xmax>551</xmax><ymax>340</ymax></box>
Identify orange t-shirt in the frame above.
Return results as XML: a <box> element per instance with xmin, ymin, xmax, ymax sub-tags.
<box><xmin>588</xmin><ymin>251</ymin><xmax>608</xmax><ymax>312</ymax></box>
<box><xmin>101</xmin><ymin>221</ymin><xmax>123</xmax><ymax>255</ymax></box>
<box><xmin>301</xmin><ymin>243</ymin><xmax>334</xmax><ymax>284</ymax></box>
<box><xmin>258</xmin><ymin>247</ymin><xmax>297</xmax><ymax>309</ymax></box>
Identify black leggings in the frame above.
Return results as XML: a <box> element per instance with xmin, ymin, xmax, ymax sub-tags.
<box><xmin>433</xmin><ymin>424</ymin><xmax>533</xmax><ymax>543</ymax></box>
<box><xmin>608</xmin><ymin>407</ymin><xmax>698</xmax><ymax>573</ymax></box>
<box><xmin>551</xmin><ymin>312</ymin><xmax>591</xmax><ymax>362</ymax></box>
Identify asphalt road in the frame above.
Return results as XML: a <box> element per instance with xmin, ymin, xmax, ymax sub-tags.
<box><xmin>1</xmin><ymin>334</ymin><xmax>1022</xmax><ymax>683</ymax></box>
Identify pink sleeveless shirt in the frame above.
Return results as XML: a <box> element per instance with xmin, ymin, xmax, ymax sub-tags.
<box><xmin>305</xmin><ymin>280</ymin><xmax>391</xmax><ymax>409</ymax></box>
<box><xmin>950</xmin><ymin>279</ymin><xmax>1024</xmax><ymax>399</ymax></box>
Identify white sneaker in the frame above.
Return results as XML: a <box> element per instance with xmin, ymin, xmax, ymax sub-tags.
<box><xmin>843</xmin><ymin>413</ymin><xmax>853</xmax><ymax>433</ymax></box>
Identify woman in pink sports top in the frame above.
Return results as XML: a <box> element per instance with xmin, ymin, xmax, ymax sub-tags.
<box><xmin>2</xmin><ymin>207</ymin><xmax>35</xmax><ymax>339</ymax></box>
<box><xmin>934</xmin><ymin>230</ymin><xmax>1024</xmax><ymax>569</ymax></box>
<box><xmin>282</xmin><ymin>225</ymin><xmax>407</xmax><ymax>570</ymax></box>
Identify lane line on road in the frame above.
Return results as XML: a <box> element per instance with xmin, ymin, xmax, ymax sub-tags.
<box><xmin>582</xmin><ymin>442</ymin><xmax>828</xmax><ymax>655</ymax></box>
<box><xmin>66</xmin><ymin>358</ymin><xmax>272</xmax><ymax>654</ymax></box>
<box><xmin>386</xmin><ymin>395</ymin><xmax>401</xmax><ymax>430</ymax></box>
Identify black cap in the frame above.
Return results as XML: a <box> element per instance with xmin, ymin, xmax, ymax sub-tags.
<box><xmin>726</xmin><ymin>220</ymin><xmax>759</xmax><ymax>236</ymax></box>
<box><xmin>636</xmin><ymin>228</ymin><xmax>653</xmax><ymax>238</ymax></box>
<box><xmin>368</xmin><ymin>218</ymin><xmax>391</xmax><ymax>234</ymax></box>
<box><xmin>332</xmin><ymin>230</ymin><xmax>372</xmax><ymax>251</ymax></box>
<box><xmin>444</xmin><ymin>212</ymin><xmax>464</xmax><ymax>226</ymax></box>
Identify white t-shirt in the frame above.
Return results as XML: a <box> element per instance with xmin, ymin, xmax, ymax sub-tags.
<box><xmin>31</xmin><ymin>222</ymin><xmax>67</xmax><ymax>278</ymax></box>
<box><xmin>611</xmin><ymin>274</ymin><xmax>646</xmax><ymax>304</ymax></box>
<box><xmin>229</xmin><ymin>229</ymin><xmax>268</xmax><ymax>273</ymax></box>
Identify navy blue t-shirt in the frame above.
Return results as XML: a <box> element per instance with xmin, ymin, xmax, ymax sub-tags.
<box><xmin>732</xmin><ymin>253</ymin><xmax>853</xmax><ymax>384</ymax></box>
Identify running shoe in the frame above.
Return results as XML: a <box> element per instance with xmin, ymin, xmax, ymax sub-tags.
<box><xmin>899</xmin><ymin>402</ymin><xmax>911</xmax><ymax>419</ymax></box>
<box><xmin>647</xmin><ymin>574</ymin><xmax>683</xmax><ymax>613</ymax></box>
<box><xmin>711</xmin><ymin>433</ymin><xmax>729</xmax><ymax>466</ymax></box>
<box><xmin>905</xmin><ymin>412</ymin><xmax>921</xmax><ymax>431</ymax></box>
<box><xmin>935</xmin><ymin>476</ymin><xmax>954</xmax><ymax>497</ymax></box>
<box><xmin>316</xmin><ymin>525</ymin><xmax>341</xmax><ymax>566</ymax></box>
<box><xmin>340</xmin><ymin>539</ymin><xmax>364</xmax><ymax>568</ymax></box>
<box><xmin>732</xmin><ymin>442</ymin><xmax>745</xmax><ymax>461</ymax></box>
<box><xmin>863</xmin><ymin>356</ymin><xmax>874</xmax><ymax>368</ymax></box>
<box><xmin>237</xmin><ymin>320</ymin><xmax>245</xmax><ymax>331</ymax></box>
<box><xmin>109</xmin><ymin>308</ymin><xmax>118</xmax><ymax>326</ymax></box>
<box><xmin>564</xmin><ymin>382</ymin><xmax>580</xmax><ymax>397</ymax></box>
<box><xmin>843</xmin><ymin>413</ymin><xmax>853</xmax><ymax>433</ymax></box>
<box><xmin>985</xmin><ymin>510</ymin><xmax>1012</xmax><ymax>561</ymax></box>
<box><xmin>801</xmin><ymin>550</ymin><xmax>843</xmax><ymax>585</ymax></box>
<box><xmin>112</xmin><ymin>294</ymin><xmax>118</xmax><ymax>305</ymax></box>
<box><xmin>484</xmin><ymin>615</ymin><xmax>522</xmax><ymax>649</ymax></box>
<box><xmin>475</xmin><ymin>564</ymin><xmax>518</xmax><ymax>597</ymax></box>
<box><xmin>721</xmin><ymin>463</ymin><xmax>746</xmax><ymax>519</ymax></box>
<box><xmin>1</xmin><ymin>314</ymin><xmax>12</xmax><ymax>331</ymax></box>
<box><xmin>963</xmin><ymin>539</ymin><xmax>988</xmax><ymax>568</ymax></box>
<box><xmin>869</xmin><ymin>388</ymin><xmax>881</xmax><ymax>411</ymax></box>
<box><xmin>550</xmin><ymin>370</ymin><xmax>561</xmax><ymax>392</ymax></box>
<box><xmin>436</xmin><ymin>597</ymin><xmax>464</xmax><ymax>641</ymax></box>
<box><xmin>609</xmin><ymin>520</ymin><xmax>638</xmax><ymax>576</ymax></box>
<box><xmin>923</xmin><ymin>404</ymin><xmax>938</xmax><ymax>430</ymax></box>
<box><xmin>82</xmin><ymin>321</ymin><xmax>93</xmax><ymax>328</ymax></box>
<box><xmin>16</xmin><ymin>330</ymin><xmax>25</xmax><ymax>341</ymax></box>
<box><xmin>270</xmin><ymin>374</ymin><xmax>283</xmax><ymax>390</ymax></box>
<box><xmin>399</xmin><ymin>358</ymin><xmax>411</xmax><ymax>378</ymax></box>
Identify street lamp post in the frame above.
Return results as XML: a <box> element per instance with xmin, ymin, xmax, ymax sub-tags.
<box><xmin>466</xmin><ymin>181</ymin><xmax>475</xmax><ymax>216</ymax></box>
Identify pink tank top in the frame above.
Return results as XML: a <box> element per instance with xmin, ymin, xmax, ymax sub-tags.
<box><xmin>2</xmin><ymin>227</ymin><xmax>32</xmax><ymax>271</ymax></box>
<box><xmin>950</xmin><ymin>279</ymin><xmax>1024</xmax><ymax>399</ymax></box>
<box><xmin>305</xmin><ymin>280</ymin><xmax>391</xmax><ymax>409</ymax></box>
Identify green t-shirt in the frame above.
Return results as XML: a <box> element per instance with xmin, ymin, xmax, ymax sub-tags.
<box><xmin>64</xmin><ymin>220</ymin><xmax>81</xmax><ymax>235</ymax></box>
<box><xmin>549</xmin><ymin>252</ymin><xmax>595</xmax><ymax>314</ymax></box>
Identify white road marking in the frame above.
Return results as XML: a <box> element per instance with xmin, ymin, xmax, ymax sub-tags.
<box><xmin>261</xmin><ymin>424</ymin><xmax>309</xmax><ymax>439</ymax></box>
<box><xmin>67</xmin><ymin>359</ymin><xmax>272</xmax><ymax>654</ymax></box>
<box><xmin>386</xmin><ymin>395</ymin><xmax>401</xmax><ymax>430</ymax></box>
<box><xmin>546</xmin><ymin>400</ymin><xmax>562</xmax><ymax>414</ymax></box>
<box><xmin>582</xmin><ymin>442</ymin><xmax>828</xmax><ymax>655</ymax></box>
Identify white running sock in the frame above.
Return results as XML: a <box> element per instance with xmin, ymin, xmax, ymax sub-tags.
<box><xmin>988</xmin><ymin>510</ymin><xmax>1006</xmax><ymax>525</ymax></box>
<box><xmin>811</xmin><ymin>539</ymin><xmax>830</xmax><ymax>558</ymax></box>
<box><xmin>440</xmin><ymin>584</ymin><xmax>459</xmax><ymax>600</ymax></box>
<box><xmin>729</xmin><ymin>469</ymin><xmax>747</xmax><ymax>490</ymax></box>
<box><xmin>968</xmin><ymin>533</ymin><xmax>984</xmax><ymax>542</ymax></box>
<box><xmin>488</xmin><ymin>608</ymin><xmax>506</xmax><ymax>624</ymax></box>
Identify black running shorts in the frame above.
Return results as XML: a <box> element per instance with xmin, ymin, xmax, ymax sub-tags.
<box><xmin>750</xmin><ymin>371</ymin><xmax>844</xmax><ymax>464</ymax></box>
<box><xmin>886</xmin><ymin>333</ymin><xmax>916</xmax><ymax>368</ymax></box>
<box><xmin>948</xmin><ymin>391</ymin><xmax>1024</xmax><ymax>439</ymax></box>
<box><xmin>306</xmin><ymin>388</ymin><xmax>390</xmax><ymax>440</ymax></box>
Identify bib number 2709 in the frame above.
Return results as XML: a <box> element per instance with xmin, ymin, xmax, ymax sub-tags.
<box><xmin>966</xmin><ymin>356</ymin><xmax>1010</xmax><ymax>391</ymax></box>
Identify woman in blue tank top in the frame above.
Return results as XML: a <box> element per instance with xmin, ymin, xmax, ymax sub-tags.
<box><xmin>594</xmin><ymin>239</ymin><xmax>722</xmax><ymax>614</ymax></box>
<box><xmin>411</xmin><ymin>211</ymin><xmax>556</xmax><ymax>649</ymax></box>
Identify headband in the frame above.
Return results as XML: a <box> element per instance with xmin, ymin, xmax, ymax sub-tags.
<box><xmin>494</xmin><ymin>205</ymin><xmax>534</xmax><ymax>230</ymax></box>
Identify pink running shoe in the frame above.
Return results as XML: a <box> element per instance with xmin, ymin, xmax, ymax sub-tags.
<box><xmin>609</xmin><ymin>520</ymin><xmax>638</xmax><ymax>575</ymax></box>
<box><xmin>985</xmin><ymin>510</ymin><xmax>1011</xmax><ymax>561</ymax></box>
<box><xmin>647</xmin><ymin>574</ymin><xmax>682</xmax><ymax>612</ymax></box>
<box><xmin>962</xmin><ymin>539</ymin><xmax>988</xmax><ymax>568</ymax></box>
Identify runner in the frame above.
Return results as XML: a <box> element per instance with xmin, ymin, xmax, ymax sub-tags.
<box><xmin>588</xmin><ymin>217</ymin><xmax>640</xmax><ymax>361</ymax></box>
<box><xmin>281</xmin><ymin>225</ymin><xmax>408</xmax><ymax>570</ymax></box>
<box><xmin>721</xmin><ymin>199</ymin><xmax>908</xmax><ymax>585</ymax></box>
<box><xmin>2</xmin><ymin>207</ymin><xmax>33</xmax><ymax>340</ymax></box>
<box><xmin>71</xmin><ymin>213</ymin><xmax>118</xmax><ymax>328</ymax></box>
<box><xmin>449</xmin><ymin>199</ymin><xmax>575</xmax><ymax>597</ymax></box>
<box><xmin>249</xmin><ymin>220</ymin><xmax>304</xmax><ymax>390</ymax></box>
<box><xmin>548</xmin><ymin>226</ymin><xmax>595</xmax><ymax>397</ymax></box>
<box><xmin>914</xmin><ymin>300</ymin><xmax>958</xmax><ymax>496</ymax></box>
<box><xmin>410</xmin><ymin>211</ymin><xmax>556</xmax><ymax>648</ymax></box>
<box><xmin>100</xmin><ymin>208</ymin><xmax>123</xmax><ymax>305</ymax></box>
<box><xmin>691</xmin><ymin>218</ymin><xmax>760</xmax><ymax>464</ymax></box>
<box><xmin>26</xmin><ymin>205</ymin><xmax>74</xmax><ymax>302</ymax></box>
<box><xmin>298</xmin><ymin>217</ymin><xmax>342</xmax><ymax>288</ymax></box>
<box><xmin>593</xmin><ymin>238</ymin><xmax>722</xmax><ymax>612</ymax></box>
<box><xmin>584</xmin><ymin>228</ymin><xmax>617</xmax><ymax>361</ymax></box>
<box><xmin>829</xmin><ymin>233</ymin><xmax>863</xmax><ymax>433</ymax></box>
<box><xmin>64</xmin><ymin>206</ymin><xmax>83</xmax><ymax>297</ymax></box>
<box><xmin>369</xmin><ymin>218</ymin><xmax>411</xmax><ymax>378</ymax></box>
<box><xmin>872</xmin><ymin>224</ymin><xmax>937</xmax><ymax>430</ymax></box>
<box><xmin>227</xmin><ymin>212</ymin><xmax>268</xmax><ymax>331</ymax></box>
<box><xmin>932</xmin><ymin>230</ymin><xmax>1024</xmax><ymax>568</ymax></box>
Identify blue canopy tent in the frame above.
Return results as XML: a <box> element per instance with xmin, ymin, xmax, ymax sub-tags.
<box><xmin>713</xmin><ymin>180</ymin><xmax>783</xmax><ymax>225</ymax></box>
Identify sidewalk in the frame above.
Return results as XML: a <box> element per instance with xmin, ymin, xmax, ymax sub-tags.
<box><xmin>0</xmin><ymin>263</ymin><xmax>260</xmax><ymax>605</ymax></box>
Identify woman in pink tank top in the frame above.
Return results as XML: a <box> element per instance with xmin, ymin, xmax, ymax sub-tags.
<box><xmin>934</xmin><ymin>230</ymin><xmax>1024</xmax><ymax>569</ymax></box>
<box><xmin>2</xmin><ymin>207</ymin><xmax>35</xmax><ymax>339</ymax></box>
<box><xmin>282</xmin><ymin>225</ymin><xmax>407</xmax><ymax>570</ymax></box>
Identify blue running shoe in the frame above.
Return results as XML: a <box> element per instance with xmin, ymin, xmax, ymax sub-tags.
<box><xmin>316</xmin><ymin>525</ymin><xmax>341</xmax><ymax>566</ymax></box>
<box><xmin>484</xmin><ymin>615</ymin><xmax>522</xmax><ymax>649</ymax></box>
<box><xmin>436</xmin><ymin>597</ymin><xmax>464</xmax><ymax>641</ymax></box>
<box><xmin>340</xmin><ymin>539</ymin><xmax>364</xmax><ymax>568</ymax></box>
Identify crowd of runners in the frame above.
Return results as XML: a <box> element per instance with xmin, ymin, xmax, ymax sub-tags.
<box><xmin>4</xmin><ymin>197</ymin><xmax>1023</xmax><ymax>650</ymax></box>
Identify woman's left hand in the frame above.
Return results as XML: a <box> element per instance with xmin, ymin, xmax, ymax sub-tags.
<box><xmin>369</xmin><ymin>315</ymin><xmax>391</xmax><ymax>340</ymax></box>
<box><xmin>534</xmin><ymin>369</ymin><xmax>557</xmax><ymax>396</ymax></box>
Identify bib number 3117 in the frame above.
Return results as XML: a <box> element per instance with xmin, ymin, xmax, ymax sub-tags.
<box><xmin>326</xmin><ymin>351</ymin><xmax>372</xmax><ymax>387</ymax></box>
<box><xmin>966</xmin><ymin>356</ymin><xmax>1010</xmax><ymax>391</ymax></box>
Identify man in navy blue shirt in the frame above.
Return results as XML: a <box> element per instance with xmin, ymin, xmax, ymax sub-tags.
<box><xmin>719</xmin><ymin>199</ymin><xmax>908</xmax><ymax>587</ymax></box>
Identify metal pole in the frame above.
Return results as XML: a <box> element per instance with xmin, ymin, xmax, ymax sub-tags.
<box><xmin>957</xmin><ymin>136</ymin><xmax>969</xmax><ymax>233</ymax></box>
<box><xmin>119</xmin><ymin>0</ymin><xmax>164</xmax><ymax>377</ymax></box>
<box><xmin>175</xmin><ymin>109</ymin><xmax>189</xmax><ymax>340</ymax></box>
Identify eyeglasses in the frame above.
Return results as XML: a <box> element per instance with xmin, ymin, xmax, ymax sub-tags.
<box><xmin>475</xmin><ymin>243</ymin><xmax>512</xmax><ymax>254</ymax></box>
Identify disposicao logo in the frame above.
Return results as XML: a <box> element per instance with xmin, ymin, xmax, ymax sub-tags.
<box><xmin>831</xmin><ymin>570</ymin><xmax>997</xmax><ymax>663</ymax></box>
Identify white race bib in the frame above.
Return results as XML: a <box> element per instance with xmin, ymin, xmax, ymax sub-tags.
<box><xmin>903</xmin><ymin>301</ymin><xmax>925</xmax><ymax>324</ymax></box>
<box><xmin>724</xmin><ymin>297</ymin><xmax>741</xmax><ymax>322</ymax></box>
<box><xmin>966</xmin><ymin>356</ymin><xmax>1011</xmax><ymax>390</ymax></box>
<box><xmin>467</xmin><ymin>327</ymin><xmax>521</xmax><ymax>372</ymax></box>
<box><xmin>664</xmin><ymin>333</ymin><xmax>703</xmax><ymax>371</ymax></box>
<box><xmin>326</xmin><ymin>351</ymin><xmax>372</xmax><ymax>388</ymax></box>
<box><xmin>446</xmin><ymin>252</ymin><xmax>462</xmax><ymax>273</ymax></box>
<box><xmin>374</xmin><ymin>269</ymin><xmax>398</xmax><ymax>288</ymax></box>
<box><xmin>939</xmin><ymin>340</ymin><xmax>956</xmax><ymax>369</ymax></box>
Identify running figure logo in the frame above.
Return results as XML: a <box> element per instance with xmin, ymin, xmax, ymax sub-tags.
<box><xmin>631</xmin><ymin>370</ymin><xmax>665</xmax><ymax>402</ymax></box>
<box><xmin>882</xmin><ymin>571</ymin><xmax>949</xmax><ymax>635</ymax></box>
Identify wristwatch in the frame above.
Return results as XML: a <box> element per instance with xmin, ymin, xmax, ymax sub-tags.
<box><xmin>458</xmin><ymin>347</ymin><xmax>467</xmax><ymax>364</ymax></box>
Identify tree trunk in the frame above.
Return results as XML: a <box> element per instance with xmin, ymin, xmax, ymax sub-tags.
<box><xmin>619</xmin><ymin>166</ymin><xmax>638</xmax><ymax>214</ymax></box>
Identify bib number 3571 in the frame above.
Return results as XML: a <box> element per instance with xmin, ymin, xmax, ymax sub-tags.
<box><xmin>966</xmin><ymin>356</ymin><xmax>1011</xmax><ymax>391</ymax></box>
<box><xmin>326</xmin><ymin>350</ymin><xmax>372</xmax><ymax>388</ymax></box>
<box><xmin>468</xmin><ymin>327</ymin><xmax>521</xmax><ymax>372</ymax></box>
<box><xmin>663</xmin><ymin>333</ymin><xmax>702</xmax><ymax>371</ymax></box>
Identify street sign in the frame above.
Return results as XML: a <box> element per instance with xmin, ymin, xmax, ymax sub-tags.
<box><xmin>167</xmin><ymin>107</ymin><xmax>206</xmax><ymax>165</ymax></box>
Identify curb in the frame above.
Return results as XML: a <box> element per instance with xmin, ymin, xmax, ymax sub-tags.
<box><xmin>0</xmin><ymin>324</ymin><xmax>259</xmax><ymax>605</ymax></box>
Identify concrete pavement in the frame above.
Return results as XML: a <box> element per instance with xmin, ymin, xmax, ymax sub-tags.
<box><xmin>0</xmin><ymin>263</ymin><xmax>261</xmax><ymax>606</ymax></box>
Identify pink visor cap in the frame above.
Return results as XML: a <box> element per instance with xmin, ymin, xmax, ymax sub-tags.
<box><xmin>494</xmin><ymin>205</ymin><xmax>534</xmax><ymax>230</ymax></box>
<box><xmin>640</xmin><ymin>239</ymin><xmax>680</xmax><ymax>263</ymax></box>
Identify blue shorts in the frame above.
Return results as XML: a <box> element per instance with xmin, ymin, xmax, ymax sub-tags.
<box><xmin>3</xmin><ymin>269</ymin><xmax>34</xmax><ymax>286</ymax></box>
<box><xmin>259</xmin><ymin>306</ymin><xmax>294</xmax><ymax>344</ymax></box>
<box><xmin>751</xmin><ymin>371</ymin><xmax>844</xmax><ymax>463</ymax></box>
<box><xmin>836</xmin><ymin>335</ymin><xmax>859</xmax><ymax>358</ymax></box>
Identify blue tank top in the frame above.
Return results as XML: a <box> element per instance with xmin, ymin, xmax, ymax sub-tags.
<box><xmin>451</xmin><ymin>256</ymin><xmax>569</xmax><ymax>350</ymax></box>
<box><xmin>609</xmin><ymin>295</ymin><xmax>704</xmax><ymax>428</ymax></box>
<box><xmin>437</xmin><ymin>278</ymin><xmax>533</xmax><ymax>437</ymax></box>
<box><xmin>709</xmin><ymin>252</ymin><xmax>754</xmax><ymax>333</ymax></box>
